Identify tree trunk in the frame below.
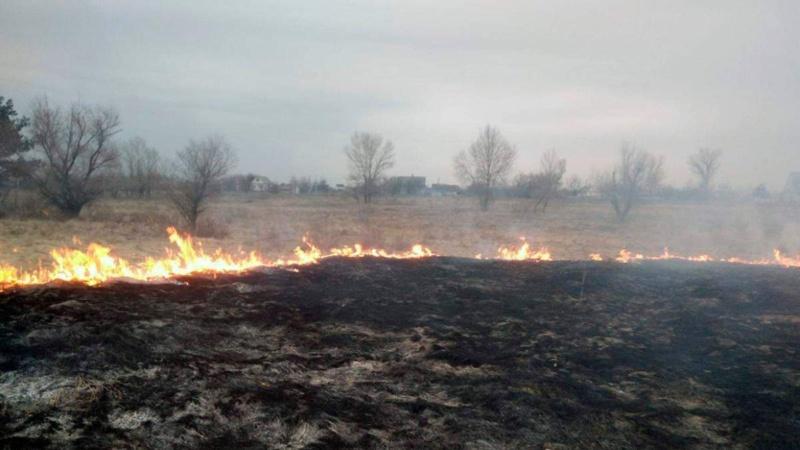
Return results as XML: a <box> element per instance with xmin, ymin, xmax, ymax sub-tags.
<box><xmin>480</xmin><ymin>193</ymin><xmax>490</xmax><ymax>211</ymax></box>
<box><xmin>188</xmin><ymin>214</ymin><xmax>198</xmax><ymax>232</ymax></box>
<box><xmin>61</xmin><ymin>203</ymin><xmax>84</xmax><ymax>218</ymax></box>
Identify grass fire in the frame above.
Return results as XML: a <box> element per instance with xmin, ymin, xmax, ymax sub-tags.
<box><xmin>2</xmin><ymin>253</ymin><xmax>800</xmax><ymax>448</ymax></box>
<box><xmin>3</xmin><ymin>1</ymin><xmax>800</xmax><ymax>448</ymax></box>
<box><xmin>2</xmin><ymin>228</ymin><xmax>800</xmax><ymax>291</ymax></box>
<box><xmin>2</xmin><ymin>219</ymin><xmax>800</xmax><ymax>448</ymax></box>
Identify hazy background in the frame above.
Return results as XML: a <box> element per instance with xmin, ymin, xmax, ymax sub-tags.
<box><xmin>1</xmin><ymin>0</ymin><xmax>798</xmax><ymax>188</ymax></box>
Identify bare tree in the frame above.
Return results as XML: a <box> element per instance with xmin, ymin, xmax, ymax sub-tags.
<box><xmin>688</xmin><ymin>148</ymin><xmax>722</xmax><ymax>194</ymax></box>
<box><xmin>344</xmin><ymin>132</ymin><xmax>395</xmax><ymax>203</ymax></box>
<box><xmin>169</xmin><ymin>135</ymin><xmax>236</xmax><ymax>231</ymax></box>
<box><xmin>122</xmin><ymin>137</ymin><xmax>161</xmax><ymax>198</ymax></box>
<box><xmin>521</xmin><ymin>150</ymin><xmax>567</xmax><ymax>213</ymax></box>
<box><xmin>563</xmin><ymin>175</ymin><xmax>590</xmax><ymax>197</ymax></box>
<box><xmin>597</xmin><ymin>143</ymin><xmax>663</xmax><ymax>222</ymax></box>
<box><xmin>30</xmin><ymin>98</ymin><xmax>121</xmax><ymax>216</ymax></box>
<box><xmin>454</xmin><ymin>125</ymin><xmax>516</xmax><ymax>211</ymax></box>
<box><xmin>241</xmin><ymin>173</ymin><xmax>256</xmax><ymax>193</ymax></box>
<box><xmin>295</xmin><ymin>176</ymin><xmax>314</xmax><ymax>195</ymax></box>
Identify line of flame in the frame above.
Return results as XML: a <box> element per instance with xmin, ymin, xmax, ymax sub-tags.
<box><xmin>0</xmin><ymin>227</ymin><xmax>435</xmax><ymax>289</ymax></box>
<box><xmin>1</xmin><ymin>228</ymin><xmax>799</xmax><ymax>290</ymax></box>
<box><xmin>476</xmin><ymin>238</ymin><xmax>552</xmax><ymax>261</ymax></box>
<box><xmin>606</xmin><ymin>247</ymin><xmax>800</xmax><ymax>267</ymax></box>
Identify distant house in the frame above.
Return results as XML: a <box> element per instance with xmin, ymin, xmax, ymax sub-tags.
<box><xmin>250</xmin><ymin>175</ymin><xmax>270</xmax><ymax>192</ymax></box>
<box><xmin>782</xmin><ymin>172</ymin><xmax>800</xmax><ymax>200</ymax></box>
<box><xmin>387</xmin><ymin>176</ymin><xmax>427</xmax><ymax>196</ymax></box>
<box><xmin>431</xmin><ymin>183</ymin><xmax>461</xmax><ymax>197</ymax></box>
<box><xmin>221</xmin><ymin>174</ymin><xmax>271</xmax><ymax>193</ymax></box>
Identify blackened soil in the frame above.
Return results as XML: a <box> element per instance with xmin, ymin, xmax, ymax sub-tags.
<box><xmin>1</xmin><ymin>258</ymin><xmax>799</xmax><ymax>449</ymax></box>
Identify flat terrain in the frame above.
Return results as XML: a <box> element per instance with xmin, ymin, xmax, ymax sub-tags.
<box><xmin>1</xmin><ymin>195</ymin><xmax>800</xmax><ymax>269</ymax></box>
<box><xmin>1</xmin><ymin>258</ymin><xmax>799</xmax><ymax>448</ymax></box>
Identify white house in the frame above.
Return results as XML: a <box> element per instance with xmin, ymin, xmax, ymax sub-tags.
<box><xmin>251</xmin><ymin>175</ymin><xmax>271</xmax><ymax>192</ymax></box>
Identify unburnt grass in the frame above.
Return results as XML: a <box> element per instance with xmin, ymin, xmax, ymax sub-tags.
<box><xmin>3</xmin><ymin>195</ymin><xmax>800</xmax><ymax>270</ymax></box>
<box><xmin>0</xmin><ymin>258</ymin><xmax>798</xmax><ymax>448</ymax></box>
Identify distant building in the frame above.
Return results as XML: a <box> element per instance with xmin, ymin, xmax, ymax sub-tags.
<box><xmin>431</xmin><ymin>183</ymin><xmax>461</xmax><ymax>197</ymax></box>
<box><xmin>250</xmin><ymin>175</ymin><xmax>270</xmax><ymax>192</ymax></box>
<box><xmin>221</xmin><ymin>174</ymin><xmax>272</xmax><ymax>193</ymax></box>
<box><xmin>387</xmin><ymin>176</ymin><xmax>427</xmax><ymax>196</ymax></box>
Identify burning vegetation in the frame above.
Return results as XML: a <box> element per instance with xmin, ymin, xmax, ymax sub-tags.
<box><xmin>1</xmin><ymin>6</ymin><xmax>798</xmax><ymax>447</ymax></box>
<box><xmin>1</xmin><ymin>228</ymin><xmax>799</xmax><ymax>291</ymax></box>
<box><xmin>0</xmin><ymin>227</ymin><xmax>435</xmax><ymax>289</ymax></box>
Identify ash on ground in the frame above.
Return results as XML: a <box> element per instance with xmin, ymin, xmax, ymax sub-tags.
<box><xmin>1</xmin><ymin>258</ymin><xmax>799</xmax><ymax>449</ymax></box>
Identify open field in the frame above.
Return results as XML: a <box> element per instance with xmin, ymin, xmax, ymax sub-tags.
<box><xmin>1</xmin><ymin>258</ymin><xmax>799</xmax><ymax>448</ymax></box>
<box><xmin>1</xmin><ymin>195</ymin><xmax>800</xmax><ymax>269</ymax></box>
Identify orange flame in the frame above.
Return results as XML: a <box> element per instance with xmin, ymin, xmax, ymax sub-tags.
<box><xmin>494</xmin><ymin>239</ymin><xmax>552</xmax><ymax>261</ymax></box>
<box><xmin>2</xmin><ymin>229</ymin><xmax>800</xmax><ymax>291</ymax></box>
<box><xmin>606</xmin><ymin>247</ymin><xmax>800</xmax><ymax>267</ymax></box>
<box><xmin>0</xmin><ymin>227</ymin><xmax>435</xmax><ymax>290</ymax></box>
<box><xmin>328</xmin><ymin>243</ymin><xmax>433</xmax><ymax>259</ymax></box>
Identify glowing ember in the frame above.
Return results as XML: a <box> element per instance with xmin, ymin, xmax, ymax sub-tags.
<box><xmin>1</xmin><ymin>229</ymin><xmax>799</xmax><ymax>290</ymax></box>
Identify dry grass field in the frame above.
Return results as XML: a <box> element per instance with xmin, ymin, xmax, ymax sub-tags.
<box><xmin>1</xmin><ymin>194</ymin><xmax>800</xmax><ymax>270</ymax></box>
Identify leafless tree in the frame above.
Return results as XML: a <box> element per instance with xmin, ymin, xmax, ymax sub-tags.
<box><xmin>30</xmin><ymin>98</ymin><xmax>121</xmax><ymax>216</ymax></box>
<box><xmin>526</xmin><ymin>149</ymin><xmax>566</xmax><ymax>213</ymax></box>
<box><xmin>455</xmin><ymin>125</ymin><xmax>516</xmax><ymax>211</ymax></box>
<box><xmin>688</xmin><ymin>148</ymin><xmax>722</xmax><ymax>194</ymax></box>
<box><xmin>241</xmin><ymin>174</ymin><xmax>256</xmax><ymax>193</ymax></box>
<box><xmin>344</xmin><ymin>132</ymin><xmax>395</xmax><ymax>203</ymax></box>
<box><xmin>295</xmin><ymin>176</ymin><xmax>314</xmax><ymax>194</ymax></box>
<box><xmin>122</xmin><ymin>137</ymin><xmax>161</xmax><ymax>198</ymax></box>
<box><xmin>597</xmin><ymin>143</ymin><xmax>663</xmax><ymax>222</ymax></box>
<box><xmin>169</xmin><ymin>135</ymin><xmax>236</xmax><ymax>231</ymax></box>
<box><xmin>563</xmin><ymin>175</ymin><xmax>590</xmax><ymax>197</ymax></box>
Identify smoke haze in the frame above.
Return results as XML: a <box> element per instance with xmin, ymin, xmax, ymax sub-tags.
<box><xmin>1</xmin><ymin>0</ymin><xmax>798</xmax><ymax>188</ymax></box>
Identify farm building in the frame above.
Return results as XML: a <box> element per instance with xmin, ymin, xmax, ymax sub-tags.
<box><xmin>387</xmin><ymin>176</ymin><xmax>427</xmax><ymax>196</ymax></box>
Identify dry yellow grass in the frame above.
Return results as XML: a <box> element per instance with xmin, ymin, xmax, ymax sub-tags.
<box><xmin>1</xmin><ymin>194</ymin><xmax>799</xmax><ymax>269</ymax></box>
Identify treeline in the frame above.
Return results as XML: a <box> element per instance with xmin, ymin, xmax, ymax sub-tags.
<box><xmin>0</xmin><ymin>94</ymin><xmax>776</xmax><ymax>229</ymax></box>
<box><xmin>342</xmin><ymin>125</ymin><xmax>732</xmax><ymax>221</ymax></box>
<box><xmin>0</xmin><ymin>96</ymin><xmax>238</xmax><ymax>231</ymax></box>
<box><xmin>0</xmin><ymin>96</ymin><xmax>348</xmax><ymax>233</ymax></box>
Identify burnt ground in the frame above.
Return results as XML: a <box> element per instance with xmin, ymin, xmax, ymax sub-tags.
<box><xmin>0</xmin><ymin>258</ymin><xmax>799</xmax><ymax>449</ymax></box>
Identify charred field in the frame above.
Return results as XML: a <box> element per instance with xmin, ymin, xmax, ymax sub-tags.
<box><xmin>1</xmin><ymin>257</ymin><xmax>799</xmax><ymax>449</ymax></box>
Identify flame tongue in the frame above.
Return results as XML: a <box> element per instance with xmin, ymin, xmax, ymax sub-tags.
<box><xmin>495</xmin><ymin>240</ymin><xmax>552</xmax><ymax>261</ymax></box>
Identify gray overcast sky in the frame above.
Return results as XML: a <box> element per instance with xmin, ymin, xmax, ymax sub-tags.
<box><xmin>1</xmin><ymin>0</ymin><xmax>798</xmax><ymax>188</ymax></box>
